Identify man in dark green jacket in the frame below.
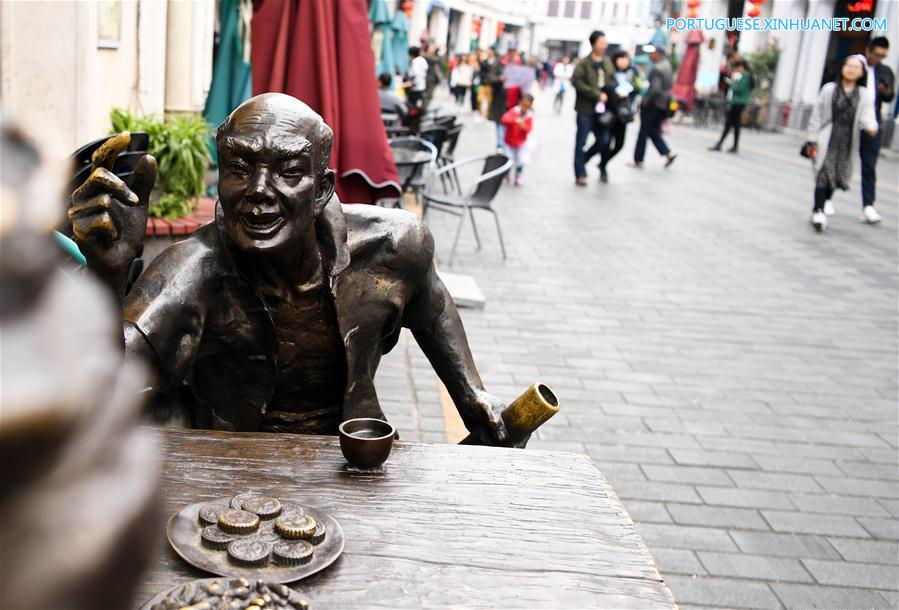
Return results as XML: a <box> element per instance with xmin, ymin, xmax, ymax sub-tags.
<box><xmin>572</xmin><ymin>30</ymin><xmax>615</xmax><ymax>185</ymax></box>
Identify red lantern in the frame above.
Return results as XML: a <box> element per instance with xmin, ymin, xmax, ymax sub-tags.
<box><xmin>687</xmin><ymin>8</ymin><xmax>698</xmax><ymax>17</ymax></box>
<box><xmin>686</xmin><ymin>0</ymin><xmax>700</xmax><ymax>8</ymax></box>
<box><xmin>497</xmin><ymin>22</ymin><xmax>505</xmax><ymax>35</ymax></box>
<box><xmin>402</xmin><ymin>1</ymin><xmax>413</xmax><ymax>17</ymax></box>
<box><xmin>750</xmin><ymin>0</ymin><xmax>766</xmax><ymax>4</ymax></box>
<box><xmin>747</xmin><ymin>5</ymin><xmax>761</xmax><ymax>16</ymax></box>
<box><xmin>472</xmin><ymin>17</ymin><xmax>481</xmax><ymax>37</ymax></box>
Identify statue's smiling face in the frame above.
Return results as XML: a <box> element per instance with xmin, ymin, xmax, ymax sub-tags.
<box><xmin>217</xmin><ymin>95</ymin><xmax>334</xmax><ymax>254</ymax></box>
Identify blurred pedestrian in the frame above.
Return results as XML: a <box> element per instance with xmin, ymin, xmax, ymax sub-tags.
<box><xmin>807</xmin><ymin>55</ymin><xmax>878</xmax><ymax>232</ymax></box>
<box><xmin>709</xmin><ymin>59</ymin><xmax>752</xmax><ymax>153</ymax></box>
<box><xmin>502</xmin><ymin>94</ymin><xmax>535</xmax><ymax>186</ymax></box>
<box><xmin>405</xmin><ymin>46</ymin><xmax>428</xmax><ymax>110</ymax></box>
<box><xmin>598</xmin><ymin>50</ymin><xmax>638</xmax><ymax>183</ymax></box>
<box><xmin>451</xmin><ymin>54</ymin><xmax>474</xmax><ymax>106</ymax></box>
<box><xmin>856</xmin><ymin>36</ymin><xmax>894</xmax><ymax>222</ymax></box>
<box><xmin>572</xmin><ymin>30</ymin><xmax>614</xmax><ymax>185</ymax></box>
<box><xmin>469</xmin><ymin>54</ymin><xmax>482</xmax><ymax>115</ymax></box>
<box><xmin>482</xmin><ymin>47</ymin><xmax>508</xmax><ymax>150</ymax></box>
<box><xmin>378</xmin><ymin>72</ymin><xmax>407</xmax><ymax>120</ymax></box>
<box><xmin>553</xmin><ymin>56</ymin><xmax>574</xmax><ymax>113</ymax></box>
<box><xmin>630</xmin><ymin>45</ymin><xmax>677</xmax><ymax>169</ymax></box>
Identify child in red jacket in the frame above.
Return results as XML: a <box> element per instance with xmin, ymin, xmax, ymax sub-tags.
<box><xmin>501</xmin><ymin>94</ymin><xmax>534</xmax><ymax>185</ymax></box>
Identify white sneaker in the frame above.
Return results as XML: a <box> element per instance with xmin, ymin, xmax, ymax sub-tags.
<box><xmin>823</xmin><ymin>200</ymin><xmax>835</xmax><ymax>216</ymax></box>
<box><xmin>811</xmin><ymin>212</ymin><xmax>827</xmax><ymax>232</ymax></box>
<box><xmin>862</xmin><ymin>205</ymin><xmax>882</xmax><ymax>224</ymax></box>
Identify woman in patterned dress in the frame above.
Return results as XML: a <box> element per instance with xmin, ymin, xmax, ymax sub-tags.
<box><xmin>807</xmin><ymin>55</ymin><xmax>878</xmax><ymax>232</ymax></box>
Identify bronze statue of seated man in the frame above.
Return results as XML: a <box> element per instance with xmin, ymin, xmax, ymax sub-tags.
<box><xmin>69</xmin><ymin>93</ymin><xmax>516</xmax><ymax>445</ymax></box>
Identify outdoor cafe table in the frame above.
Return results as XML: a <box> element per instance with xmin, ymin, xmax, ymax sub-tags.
<box><xmin>135</xmin><ymin>428</ymin><xmax>676</xmax><ymax>609</ymax></box>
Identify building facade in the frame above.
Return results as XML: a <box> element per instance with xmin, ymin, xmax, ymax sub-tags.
<box><xmin>0</xmin><ymin>0</ymin><xmax>214</xmax><ymax>154</ymax></box>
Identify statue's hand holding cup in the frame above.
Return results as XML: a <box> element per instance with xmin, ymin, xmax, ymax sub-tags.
<box><xmin>68</xmin><ymin>131</ymin><xmax>156</xmax><ymax>294</ymax></box>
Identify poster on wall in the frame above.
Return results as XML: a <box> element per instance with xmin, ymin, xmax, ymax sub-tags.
<box><xmin>97</xmin><ymin>0</ymin><xmax>122</xmax><ymax>49</ymax></box>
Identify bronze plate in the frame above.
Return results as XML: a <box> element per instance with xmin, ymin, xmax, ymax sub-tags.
<box><xmin>167</xmin><ymin>497</ymin><xmax>344</xmax><ymax>583</ymax></box>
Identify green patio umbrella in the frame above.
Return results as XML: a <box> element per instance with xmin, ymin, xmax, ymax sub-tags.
<box><xmin>389</xmin><ymin>11</ymin><xmax>410</xmax><ymax>76</ymax></box>
<box><xmin>203</xmin><ymin>0</ymin><xmax>253</xmax><ymax>164</ymax></box>
<box><xmin>369</xmin><ymin>0</ymin><xmax>393</xmax><ymax>76</ymax></box>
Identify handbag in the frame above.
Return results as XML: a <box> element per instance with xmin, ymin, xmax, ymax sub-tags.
<box><xmin>616</xmin><ymin>104</ymin><xmax>635</xmax><ymax>124</ymax></box>
<box><xmin>596</xmin><ymin>111</ymin><xmax>615</xmax><ymax>128</ymax></box>
<box><xmin>799</xmin><ymin>142</ymin><xmax>817</xmax><ymax>159</ymax></box>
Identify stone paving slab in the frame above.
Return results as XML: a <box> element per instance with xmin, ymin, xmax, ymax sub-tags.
<box><xmin>376</xmin><ymin>88</ymin><xmax>898</xmax><ymax>608</ymax></box>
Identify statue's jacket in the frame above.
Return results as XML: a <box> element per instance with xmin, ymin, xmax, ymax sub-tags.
<box><xmin>123</xmin><ymin>199</ymin><xmax>438</xmax><ymax>433</ymax></box>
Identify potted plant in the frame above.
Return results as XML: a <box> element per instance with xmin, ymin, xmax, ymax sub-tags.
<box><xmin>746</xmin><ymin>39</ymin><xmax>781</xmax><ymax>128</ymax></box>
<box><xmin>109</xmin><ymin>108</ymin><xmax>211</xmax><ymax>219</ymax></box>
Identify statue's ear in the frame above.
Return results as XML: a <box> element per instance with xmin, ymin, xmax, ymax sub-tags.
<box><xmin>314</xmin><ymin>169</ymin><xmax>336</xmax><ymax>215</ymax></box>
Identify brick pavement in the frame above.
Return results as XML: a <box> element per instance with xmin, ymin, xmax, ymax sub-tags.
<box><xmin>375</xmin><ymin>89</ymin><xmax>898</xmax><ymax>609</ymax></box>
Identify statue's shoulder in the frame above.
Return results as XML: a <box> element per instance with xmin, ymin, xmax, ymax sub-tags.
<box><xmin>148</xmin><ymin>222</ymin><xmax>221</xmax><ymax>270</ymax></box>
<box><xmin>341</xmin><ymin>204</ymin><xmax>433</xmax><ymax>272</ymax></box>
<box><xmin>130</xmin><ymin>223</ymin><xmax>224</xmax><ymax>300</ymax></box>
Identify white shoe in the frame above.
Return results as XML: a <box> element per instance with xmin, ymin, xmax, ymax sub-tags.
<box><xmin>811</xmin><ymin>212</ymin><xmax>827</xmax><ymax>232</ymax></box>
<box><xmin>823</xmin><ymin>200</ymin><xmax>835</xmax><ymax>216</ymax></box>
<box><xmin>862</xmin><ymin>205</ymin><xmax>882</xmax><ymax>224</ymax></box>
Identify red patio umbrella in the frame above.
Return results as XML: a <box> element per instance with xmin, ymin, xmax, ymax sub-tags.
<box><xmin>671</xmin><ymin>29</ymin><xmax>705</xmax><ymax>112</ymax></box>
<box><xmin>251</xmin><ymin>0</ymin><xmax>401</xmax><ymax>203</ymax></box>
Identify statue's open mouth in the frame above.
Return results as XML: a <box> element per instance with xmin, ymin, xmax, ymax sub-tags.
<box><xmin>240</xmin><ymin>212</ymin><xmax>284</xmax><ymax>237</ymax></box>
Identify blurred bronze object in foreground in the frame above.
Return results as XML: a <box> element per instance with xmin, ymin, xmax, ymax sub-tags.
<box><xmin>462</xmin><ymin>383</ymin><xmax>560</xmax><ymax>446</ymax></box>
<box><xmin>0</xmin><ymin>119</ymin><xmax>159</xmax><ymax>609</ymax></box>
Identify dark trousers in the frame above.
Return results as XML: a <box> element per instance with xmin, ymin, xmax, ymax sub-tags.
<box><xmin>600</xmin><ymin>122</ymin><xmax>628</xmax><ymax>170</ymax></box>
<box><xmin>813</xmin><ymin>185</ymin><xmax>834</xmax><ymax>213</ymax></box>
<box><xmin>717</xmin><ymin>104</ymin><xmax>745</xmax><ymax>149</ymax></box>
<box><xmin>634</xmin><ymin>106</ymin><xmax>670</xmax><ymax>162</ymax></box>
<box><xmin>574</xmin><ymin>112</ymin><xmax>610</xmax><ymax>178</ymax></box>
<box><xmin>859</xmin><ymin>128</ymin><xmax>882</xmax><ymax>207</ymax></box>
<box><xmin>470</xmin><ymin>85</ymin><xmax>479</xmax><ymax>111</ymax></box>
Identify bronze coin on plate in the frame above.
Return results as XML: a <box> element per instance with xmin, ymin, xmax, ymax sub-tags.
<box><xmin>308</xmin><ymin>521</ymin><xmax>327</xmax><ymax>545</ymax></box>
<box><xmin>273</xmin><ymin>540</ymin><xmax>314</xmax><ymax>566</ymax></box>
<box><xmin>230</xmin><ymin>491</ymin><xmax>262</xmax><ymax>510</ymax></box>
<box><xmin>275</xmin><ymin>513</ymin><xmax>317</xmax><ymax>539</ymax></box>
<box><xmin>242</xmin><ymin>495</ymin><xmax>283</xmax><ymax>520</ymax></box>
<box><xmin>198</xmin><ymin>504</ymin><xmax>227</xmax><ymax>526</ymax></box>
<box><xmin>200</xmin><ymin>525</ymin><xmax>235</xmax><ymax>550</ymax></box>
<box><xmin>280</xmin><ymin>502</ymin><xmax>305</xmax><ymax>518</ymax></box>
<box><xmin>227</xmin><ymin>538</ymin><xmax>272</xmax><ymax>567</ymax></box>
<box><xmin>218</xmin><ymin>509</ymin><xmax>260</xmax><ymax>534</ymax></box>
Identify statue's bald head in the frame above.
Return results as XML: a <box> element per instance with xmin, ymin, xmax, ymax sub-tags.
<box><xmin>216</xmin><ymin>93</ymin><xmax>333</xmax><ymax>178</ymax></box>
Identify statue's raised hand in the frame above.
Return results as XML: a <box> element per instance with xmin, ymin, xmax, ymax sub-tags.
<box><xmin>68</xmin><ymin>132</ymin><xmax>156</xmax><ymax>298</ymax></box>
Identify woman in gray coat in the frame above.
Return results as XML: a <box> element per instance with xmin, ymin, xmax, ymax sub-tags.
<box><xmin>807</xmin><ymin>55</ymin><xmax>878</xmax><ymax>231</ymax></box>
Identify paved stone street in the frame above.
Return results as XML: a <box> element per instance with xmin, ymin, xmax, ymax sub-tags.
<box><xmin>375</xmin><ymin>88</ymin><xmax>898</xmax><ymax>609</ymax></box>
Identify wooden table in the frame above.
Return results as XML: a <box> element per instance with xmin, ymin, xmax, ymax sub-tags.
<box><xmin>136</xmin><ymin>429</ymin><xmax>675</xmax><ymax>609</ymax></box>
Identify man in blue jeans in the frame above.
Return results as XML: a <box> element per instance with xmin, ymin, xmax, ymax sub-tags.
<box><xmin>571</xmin><ymin>30</ymin><xmax>614</xmax><ymax>185</ymax></box>
<box><xmin>854</xmin><ymin>36</ymin><xmax>894</xmax><ymax>224</ymax></box>
<box><xmin>631</xmin><ymin>45</ymin><xmax>677</xmax><ymax>169</ymax></box>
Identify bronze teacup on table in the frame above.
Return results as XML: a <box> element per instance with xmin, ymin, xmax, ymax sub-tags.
<box><xmin>338</xmin><ymin>418</ymin><xmax>396</xmax><ymax>469</ymax></box>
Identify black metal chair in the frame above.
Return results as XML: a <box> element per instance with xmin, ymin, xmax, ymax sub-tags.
<box><xmin>382</xmin><ymin>136</ymin><xmax>437</xmax><ymax>209</ymax></box>
<box><xmin>422</xmin><ymin>153</ymin><xmax>512</xmax><ymax>265</ymax></box>
<box><xmin>412</xmin><ymin>127</ymin><xmax>449</xmax><ymax>194</ymax></box>
<box><xmin>438</xmin><ymin>123</ymin><xmax>464</xmax><ymax>193</ymax></box>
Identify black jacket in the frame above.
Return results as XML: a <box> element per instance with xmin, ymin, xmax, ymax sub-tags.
<box><xmin>872</xmin><ymin>63</ymin><xmax>895</xmax><ymax>123</ymax></box>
